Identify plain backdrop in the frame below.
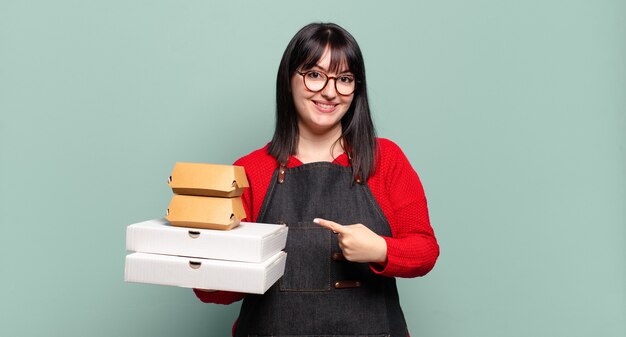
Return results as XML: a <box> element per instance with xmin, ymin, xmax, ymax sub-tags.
<box><xmin>1</xmin><ymin>1</ymin><xmax>624</xmax><ymax>336</ymax></box>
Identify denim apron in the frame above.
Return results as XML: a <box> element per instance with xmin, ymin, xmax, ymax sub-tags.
<box><xmin>235</xmin><ymin>162</ymin><xmax>409</xmax><ymax>337</ymax></box>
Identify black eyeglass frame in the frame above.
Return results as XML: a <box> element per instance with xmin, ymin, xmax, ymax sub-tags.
<box><xmin>296</xmin><ymin>70</ymin><xmax>358</xmax><ymax>96</ymax></box>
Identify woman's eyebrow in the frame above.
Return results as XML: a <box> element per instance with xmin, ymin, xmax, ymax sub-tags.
<box><xmin>312</xmin><ymin>64</ymin><xmax>329</xmax><ymax>72</ymax></box>
<box><xmin>312</xmin><ymin>64</ymin><xmax>352</xmax><ymax>74</ymax></box>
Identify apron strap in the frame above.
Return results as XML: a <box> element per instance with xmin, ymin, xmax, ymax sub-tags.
<box><xmin>277</xmin><ymin>163</ymin><xmax>286</xmax><ymax>184</ymax></box>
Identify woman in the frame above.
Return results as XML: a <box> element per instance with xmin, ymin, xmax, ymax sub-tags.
<box><xmin>195</xmin><ymin>22</ymin><xmax>439</xmax><ymax>337</ymax></box>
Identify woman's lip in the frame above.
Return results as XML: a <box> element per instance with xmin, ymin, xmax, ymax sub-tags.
<box><xmin>313</xmin><ymin>100</ymin><xmax>338</xmax><ymax>112</ymax></box>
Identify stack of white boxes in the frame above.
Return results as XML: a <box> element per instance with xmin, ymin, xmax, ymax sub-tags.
<box><xmin>124</xmin><ymin>163</ymin><xmax>288</xmax><ymax>294</ymax></box>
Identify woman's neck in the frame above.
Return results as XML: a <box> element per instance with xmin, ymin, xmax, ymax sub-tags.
<box><xmin>296</xmin><ymin>123</ymin><xmax>344</xmax><ymax>164</ymax></box>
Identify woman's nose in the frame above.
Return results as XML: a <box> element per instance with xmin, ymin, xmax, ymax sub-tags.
<box><xmin>321</xmin><ymin>78</ymin><xmax>337</xmax><ymax>98</ymax></box>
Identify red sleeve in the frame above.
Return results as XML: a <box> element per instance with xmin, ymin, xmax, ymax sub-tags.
<box><xmin>192</xmin><ymin>288</ymin><xmax>246</xmax><ymax>305</ymax></box>
<box><xmin>234</xmin><ymin>145</ymin><xmax>278</xmax><ymax>222</ymax></box>
<box><xmin>368</xmin><ymin>139</ymin><xmax>439</xmax><ymax>278</ymax></box>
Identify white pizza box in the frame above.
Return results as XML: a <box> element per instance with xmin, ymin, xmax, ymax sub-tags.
<box><xmin>124</xmin><ymin>251</ymin><xmax>286</xmax><ymax>294</ymax></box>
<box><xmin>126</xmin><ymin>218</ymin><xmax>288</xmax><ymax>263</ymax></box>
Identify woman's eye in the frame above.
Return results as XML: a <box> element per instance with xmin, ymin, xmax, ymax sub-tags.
<box><xmin>339</xmin><ymin>76</ymin><xmax>354</xmax><ymax>83</ymax></box>
<box><xmin>307</xmin><ymin>71</ymin><xmax>322</xmax><ymax>79</ymax></box>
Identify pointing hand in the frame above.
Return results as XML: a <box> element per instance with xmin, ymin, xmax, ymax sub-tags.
<box><xmin>314</xmin><ymin>218</ymin><xmax>387</xmax><ymax>263</ymax></box>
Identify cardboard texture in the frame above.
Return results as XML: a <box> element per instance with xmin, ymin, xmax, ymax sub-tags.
<box><xmin>126</xmin><ymin>218</ymin><xmax>288</xmax><ymax>263</ymax></box>
<box><xmin>168</xmin><ymin>162</ymin><xmax>249</xmax><ymax>197</ymax></box>
<box><xmin>124</xmin><ymin>251</ymin><xmax>287</xmax><ymax>294</ymax></box>
<box><xmin>166</xmin><ymin>194</ymin><xmax>246</xmax><ymax>230</ymax></box>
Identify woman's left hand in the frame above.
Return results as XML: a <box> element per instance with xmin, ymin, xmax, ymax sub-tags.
<box><xmin>314</xmin><ymin>218</ymin><xmax>387</xmax><ymax>263</ymax></box>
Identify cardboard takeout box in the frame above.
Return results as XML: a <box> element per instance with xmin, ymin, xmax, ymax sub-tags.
<box><xmin>166</xmin><ymin>194</ymin><xmax>246</xmax><ymax>230</ymax></box>
<box><xmin>126</xmin><ymin>218</ymin><xmax>288</xmax><ymax>263</ymax></box>
<box><xmin>168</xmin><ymin>162</ymin><xmax>249</xmax><ymax>197</ymax></box>
<box><xmin>124</xmin><ymin>251</ymin><xmax>287</xmax><ymax>294</ymax></box>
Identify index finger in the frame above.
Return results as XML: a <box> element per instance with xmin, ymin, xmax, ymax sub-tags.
<box><xmin>313</xmin><ymin>218</ymin><xmax>346</xmax><ymax>233</ymax></box>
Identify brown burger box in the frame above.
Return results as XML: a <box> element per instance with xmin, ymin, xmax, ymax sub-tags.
<box><xmin>166</xmin><ymin>194</ymin><xmax>246</xmax><ymax>230</ymax></box>
<box><xmin>168</xmin><ymin>162</ymin><xmax>249</xmax><ymax>197</ymax></box>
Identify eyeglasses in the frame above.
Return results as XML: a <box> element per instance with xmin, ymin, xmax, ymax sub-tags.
<box><xmin>296</xmin><ymin>70</ymin><xmax>357</xmax><ymax>96</ymax></box>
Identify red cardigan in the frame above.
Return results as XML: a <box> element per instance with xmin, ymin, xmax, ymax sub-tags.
<box><xmin>194</xmin><ymin>138</ymin><xmax>439</xmax><ymax>304</ymax></box>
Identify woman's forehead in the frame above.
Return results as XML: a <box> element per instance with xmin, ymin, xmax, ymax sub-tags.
<box><xmin>303</xmin><ymin>47</ymin><xmax>351</xmax><ymax>73</ymax></box>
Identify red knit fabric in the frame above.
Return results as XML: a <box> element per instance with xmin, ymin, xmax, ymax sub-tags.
<box><xmin>194</xmin><ymin>138</ymin><xmax>439</xmax><ymax>306</ymax></box>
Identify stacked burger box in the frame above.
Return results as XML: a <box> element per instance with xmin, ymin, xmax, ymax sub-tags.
<box><xmin>124</xmin><ymin>163</ymin><xmax>288</xmax><ymax>294</ymax></box>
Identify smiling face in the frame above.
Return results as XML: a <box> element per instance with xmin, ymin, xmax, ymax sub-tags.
<box><xmin>291</xmin><ymin>48</ymin><xmax>354</xmax><ymax>136</ymax></box>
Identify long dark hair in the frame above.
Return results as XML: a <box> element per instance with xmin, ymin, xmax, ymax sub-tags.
<box><xmin>268</xmin><ymin>22</ymin><xmax>377</xmax><ymax>182</ymax></box>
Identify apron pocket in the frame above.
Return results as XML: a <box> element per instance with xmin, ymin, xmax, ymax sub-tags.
<box><xmin>279</xmin><ymin>223</ymin><xmax>331</xmax><ymax>292</ymax></box>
